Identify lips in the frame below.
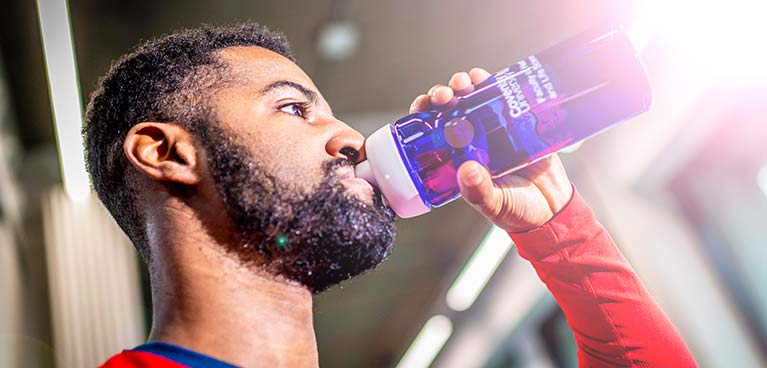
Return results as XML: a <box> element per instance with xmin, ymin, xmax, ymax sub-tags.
<box><xmin>336</xmin><ymin>166</ymin><xmax>356</xmax><ymax>180</ymax></box>
<box><xmin>336</xmin><ymin>166</ymin><xmax>374</xmax><ymax>194</ymax></box>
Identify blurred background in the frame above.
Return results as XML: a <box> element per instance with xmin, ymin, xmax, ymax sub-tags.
<box><xmin>1</xmin><ymin>0</ymin><xmax>766</xmax><ymax>367</ymax></box>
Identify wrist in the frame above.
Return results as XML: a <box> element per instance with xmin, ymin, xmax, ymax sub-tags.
<box><xmin>547</xmin><ymin>182</ymin><xmax>575</xmax><ymax>216</ymax></box>
<box><xmin>507</xmin><ymin>183</ymin><xmax>576</xmax><ymax>234</ymax></box>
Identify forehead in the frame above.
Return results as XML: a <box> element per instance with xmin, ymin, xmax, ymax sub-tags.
<box><xmin>215</xmin><ymin>46</ymin><xmax>317</xmax><ymax>90</ymax></box>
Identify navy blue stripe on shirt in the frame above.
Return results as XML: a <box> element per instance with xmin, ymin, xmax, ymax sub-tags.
<box><xmin>131</xmin><ymin>341</ymin><xmax>238</xmax><ymax>368</ymax></box>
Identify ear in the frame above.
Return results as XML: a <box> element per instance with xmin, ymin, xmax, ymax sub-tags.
<box><xmin>124</xmin><ymin>122</ymin><xmax>200</xmax><ymax>186</ymax></box>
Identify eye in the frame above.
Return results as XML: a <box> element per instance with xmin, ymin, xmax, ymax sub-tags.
<box><xmin>278</xmin><ymin>102</ymin><xmax>310</xmax><ymax>119</ymax></box>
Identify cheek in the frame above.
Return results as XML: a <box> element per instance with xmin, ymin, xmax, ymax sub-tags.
<box><xmin>246</xmin><ymin>129</ymin><xmax>329</xmax><ymax>192</ymax></box>
<box><xmin>214</xmin><ymin>97</ymin><xmax>330</xmax><ymax>190</ymax></box>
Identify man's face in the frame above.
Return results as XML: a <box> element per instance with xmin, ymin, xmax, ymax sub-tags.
<box><xmin>197</xmin><ymin>46</ymin><xmax>396</xmax><ymax>293</ymax></box>
<box><xmin>212</xmin><ymin>46</ymin><xmax>374</xmax><ymax>201</ymax></box>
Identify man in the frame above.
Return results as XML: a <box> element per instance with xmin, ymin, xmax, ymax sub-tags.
<box><xmin>91</xmin><ymin>23</ymin><xmax>696</xmax><ymax>367</ymax></box>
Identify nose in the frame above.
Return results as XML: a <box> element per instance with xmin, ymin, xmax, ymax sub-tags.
<box><xmin>325</xmin><ymin>120</ymin><xmax>367</xmax><ymax>164</ymax></box>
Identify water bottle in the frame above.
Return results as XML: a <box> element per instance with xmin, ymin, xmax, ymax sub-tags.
<box><xmin>355</xmin><ymin>24</ymin><xmax>652</xmax><ymax>218</ymax></box>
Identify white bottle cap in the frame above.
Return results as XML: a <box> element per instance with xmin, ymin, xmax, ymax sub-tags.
<box><xmin>355</xmin><ymin>125</ymin><xmax>431</xmax><ymax>218</ymax></box>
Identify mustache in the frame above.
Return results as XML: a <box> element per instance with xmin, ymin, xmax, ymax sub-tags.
<box><xmin>324</xmin><ymin>157</ymin><xmax>357</xmax><ymax>173</ymax></box>
<box><xmin>323</xmin><ymin>158</ymin><xmax>359</xmax><ymax>182</ymax></box>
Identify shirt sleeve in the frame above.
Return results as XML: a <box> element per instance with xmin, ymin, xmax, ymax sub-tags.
<box><xmin>508</xmin><ymin>187</ymin><xmax>697</xmax><ymax>368</ymax></box>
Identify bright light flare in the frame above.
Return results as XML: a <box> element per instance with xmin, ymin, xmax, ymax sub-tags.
<box><xmin>630</xmin><ymin>0</ymin><xmax>767</xmax><ymax>80</ymax></box>
<box><xmin>446</xmin><ymin>226</ymin><xmax>513</xmax><ymax>312</ymax></box>
<box><xmin>396</xmin><ymin>315</ymin><xmax>453</xmax><ymax>368</ymax></box>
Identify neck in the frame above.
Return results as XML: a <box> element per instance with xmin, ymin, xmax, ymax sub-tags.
<box><xmin>146</xmin><ymin>206</ymin><xmax>318</xmax><ymax>367</ymax></box>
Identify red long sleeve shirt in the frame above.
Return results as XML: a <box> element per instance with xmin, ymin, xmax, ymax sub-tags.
<box><xmin>101</xmin><ymin>189</ymin><xmax>697</xmax><ymax>367</ymax></box>
<box><xmin>509</xmin><ymin>188</ymin><xmax>697</xmax><ymax>367</ymax></box>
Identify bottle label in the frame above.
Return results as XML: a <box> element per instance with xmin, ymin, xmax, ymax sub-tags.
<box><xmin>495</xmin><ymin>55</ymin><xmax>559</xmax><ymax>118</ymax></box>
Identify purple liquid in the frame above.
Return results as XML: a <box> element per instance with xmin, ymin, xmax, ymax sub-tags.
<box><xmin>391</xmin><ymin>24</ymin><xmax>651</xmax><ymax>207</ymax></box>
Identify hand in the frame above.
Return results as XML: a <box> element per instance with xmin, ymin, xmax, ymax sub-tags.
<box><xmin>409</xmin><ymin>68</ymin><xmax>574</xmax><ymax>233</ymax></box>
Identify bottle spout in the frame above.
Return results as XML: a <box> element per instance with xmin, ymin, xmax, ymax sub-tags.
<box><xmin>355</xmin><ymin>124</ymin><xmax>431</xmax><ymax>218</ymax></box>
<box><xmin>354</xmin><ymin>160</ymin><xmax>378</xmax><ymax>188</ymax></box>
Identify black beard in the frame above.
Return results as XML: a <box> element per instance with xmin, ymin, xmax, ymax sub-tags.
<box><xmin>197</xmin><ymin>122</ymin><xmax>396</xmax><ymax>293</ymax></box>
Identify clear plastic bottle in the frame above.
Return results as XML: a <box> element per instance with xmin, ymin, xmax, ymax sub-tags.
<box><xmin>355</xmin><ymin>24</ymin><xmax>652</xmax><ymax>218</ymax></box>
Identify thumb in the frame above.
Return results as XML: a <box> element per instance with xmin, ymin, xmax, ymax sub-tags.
<box><xmin>457</xmin><ymin>160</ymin><xmax>498</xmax><ymax>216</ymax></box>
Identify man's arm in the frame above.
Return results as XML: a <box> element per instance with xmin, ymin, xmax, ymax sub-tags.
<box><xmin>410</xmin><ymin>68</ymin><xmax>696</xmax><ymax>366</ymax></box>
<box><xmin>509</xmin><ymin>187</ymin><xmax>696</xmax><ymax>367</ymax></box>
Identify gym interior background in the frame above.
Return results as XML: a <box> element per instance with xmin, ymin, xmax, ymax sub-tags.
<box><xmin>0</xmin><ymin>0</ymin><xmax>765</xmax><ymax>367</ymax></box>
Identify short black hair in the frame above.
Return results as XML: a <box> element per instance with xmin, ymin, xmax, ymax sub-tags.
<box><xmin>83</xmin><ymin>22</ymin><xmax>294</xmax><ymax>262</ymax></box>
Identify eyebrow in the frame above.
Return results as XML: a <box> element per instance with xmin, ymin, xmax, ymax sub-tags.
<box><xmin>259</xmin><ymin>80</ymin><xmax>318</xmax><ymax>104</ymax></box>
